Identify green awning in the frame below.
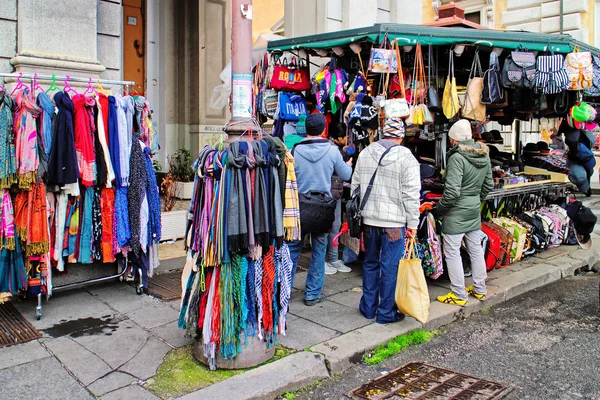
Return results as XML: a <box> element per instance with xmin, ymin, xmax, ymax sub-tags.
<box><xmin>267</xmin><ymin>24</ymin><xmax>600</xmax><ymax>54</ymax></box>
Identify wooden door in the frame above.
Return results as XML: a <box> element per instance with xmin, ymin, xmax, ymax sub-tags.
<box><xmin>123</xmin><ymin>0</ymin><xmax>145</xmax><ymax>95</ymax></box>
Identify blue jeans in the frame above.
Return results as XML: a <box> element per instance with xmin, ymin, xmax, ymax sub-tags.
<box><xmin>360</xmin><ymin>225</ymin><xmax>405</xmax><ymax>323</ymax></box>
<box><xmin>287</xmin><ymin>232</ymin><xmax>329</xmax><ymax>301</ymax></box>
<box><xmin>326</xmin><ymin>199</ymin><xmax>342</xmax><ymax>262</ymax></box>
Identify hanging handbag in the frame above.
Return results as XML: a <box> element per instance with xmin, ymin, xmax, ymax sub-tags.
<box><xmin>565</xmin><ymin>48</ymin><xmax>594</xmax><ymax>90</ymax></box>
<box><xmin>462</xmin><ymin>50</ymin><xmax>487</xmax><ymax>123</ymax></box>
<box><xmin>261</xmin><ymin>88</ymin><xmax>278</xmax><ymax>119</ymax></box>
<box><xmin>270</xmin><ymin>57</ymin><xmax>312</xmax><ymax>92</ymax></box>
<box><xmin>369</xmin><ymin>34</ymin><xmax>398</xmax><ymax>74</ymax></box>
<box><xmin>427</xmin><ymin>44</ymin><xmax>441</xmax><ymax>112</ymax></box>
<box><xmin>442</xmin><ymin>49</ymin><xmax>460</xmax><ymax>119</ymax></box>
<box><xmin>278</xmin><ymin>91</ymin><xmax>308</xmax><ymax>121</ymax></box>
<box><xmin>481</xmin><ymin>52</ymin><xmax>505</xmax><ymax>106</ymax></box>
<box><xmin>406</xmin><ymin>43</ymin><xmax>432</xmax><ymax>126</ymax></box>
<box><xmin>382</xmin><ymin>40</ymin><xmax>410</xmax><ymax>119</ymax></box>
<box><xmin>584</xmin><ymin>54</ymin><xmax>600</xmax><ymax>97</ymax></box>
<box><xmin>534</xmin><ymin>53</ymin><xmax>570</xmax><ymax>95</ymax></box>
<box><xmin>501</xmin><ymin>49</ymin><xmax>537</xmax><ymax>89</ymax></box>
<box><xmin>346</xmin><ymin>145</ymin><xmax>399</xmax><ymax>238</ymax></box>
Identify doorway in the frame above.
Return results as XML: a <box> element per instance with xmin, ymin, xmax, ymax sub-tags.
<box><xmin>123</xmin><ymin>0</ymin><xmax>146</xmax><ymax>95</ymax></box>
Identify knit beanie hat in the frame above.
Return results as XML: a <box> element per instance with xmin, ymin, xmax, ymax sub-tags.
<box><xmin>448</xmin><ymin>119</ymin><xmax>472</xmax><ymax>142</ymax></box>
<box><xmin>305</xmin><ymin>113</ymin><xmax>326</xmax><ymax>136</ymax></box>
<box><xmin>383</xmin><ymin>118</ymin><xmax>405</xmax><ymax>138</ymax></box>
<box><xmin>296</xmin><ymin>115</ymin><xmax>307</xmax><ymax>137</ymax></box>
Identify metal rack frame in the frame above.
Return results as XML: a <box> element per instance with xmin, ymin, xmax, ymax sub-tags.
<box><xmin>0</xmin><ymin>71</ymin><xmax>143</xmax><ymax>320</ymax></box>
<box><xmin>486</xmin><ymin>182</ymin><xmax>575</xmax><ymax>200</ymax></box>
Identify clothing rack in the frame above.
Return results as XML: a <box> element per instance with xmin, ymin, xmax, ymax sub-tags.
<box><xmin>1</xmin><ymin>71</ymin><xmax>143</xmax><ymax>320</ymax></box>
<box><xmin>0</xmin><ymin>72</ymin><xmax>135</xmax><ymax>92</ymax></box>
<box><xmin>486</xmin><ymin>182</ymin><xmax>574</xmax><ymax>200</ymax></box>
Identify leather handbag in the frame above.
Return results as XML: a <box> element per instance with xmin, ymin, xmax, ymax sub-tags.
<box><xmin>462</xmin><ymin>50</ymin><xmax>486</xmax><ymax>123</ymax></box>
<box><xmin>442</xmin><ymin>50</ymin><xmax>460</xmax><ymax>119</ymax></box>
<box><xmin>427</xmin><ymin>44</ymin><xmax>441</xmax><ymax>112</ymax></box>
<box><xmin>270</xmin><ymin>57</ymin><xmax>311</xmax><ymax>92</ymax></box>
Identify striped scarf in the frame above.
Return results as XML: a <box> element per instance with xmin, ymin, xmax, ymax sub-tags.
<box><xmin>276</xmin><ymin>243</ymin><xmax>293</xmax><ymax>335</ymax></box>
<box><xmin>283</xmin><ymin>152</ymin><xmax>301</xmax><ymax>241</ymax></box>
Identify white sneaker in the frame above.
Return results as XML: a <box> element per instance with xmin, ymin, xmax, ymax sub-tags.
<box><xmin>325</xmin><ymin>263</ymin><xmax>338</xmax><ymax>275</ymax></box>
<box><xmin>330</xmin><ymin>260</ymin><xmax>352</xmax><ymax>273</ymax></box>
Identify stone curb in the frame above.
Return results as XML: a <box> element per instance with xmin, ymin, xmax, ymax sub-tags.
<box><xmin>176</xmin><ymin>244</ymin><xmax>600</xmax><ymax>399</ymax></box>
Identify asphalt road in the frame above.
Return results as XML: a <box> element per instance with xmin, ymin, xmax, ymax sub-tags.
<box><xmin>294</xmin><ymin>275</ymin><xmax>600</xmax><ymax>400</ymax></box>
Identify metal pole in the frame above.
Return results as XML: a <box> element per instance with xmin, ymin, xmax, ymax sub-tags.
<box><xmin>225</xmin><ymin>0</ymin><xmax>254</xmax><ymax>141</ymax></box>
<box><xmin>559</xmin><ymin>0</ymin><xmax>564</xmax><ymax>34</ymax></box>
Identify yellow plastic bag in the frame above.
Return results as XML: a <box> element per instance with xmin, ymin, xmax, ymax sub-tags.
<box><xmin>395</xmin><ymin>239</ymin><xmax>430</xmax><ymax>324</ymax></box>
<box><xmin>442</xmin><ymin>51</ymin><xmax>460</xmax><ymax>119</ymax></box>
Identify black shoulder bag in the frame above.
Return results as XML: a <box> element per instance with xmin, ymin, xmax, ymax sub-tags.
<box><xmin>346</xmin><ymin>145</ymin><xmax>398</xmax><ymax>238</ymax></box>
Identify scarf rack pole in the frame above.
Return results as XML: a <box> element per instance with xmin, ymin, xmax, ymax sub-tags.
<box><xmin>0</xmin><ymin>73</ymin><xmax>143</xmax><ymax>320</ymax></box>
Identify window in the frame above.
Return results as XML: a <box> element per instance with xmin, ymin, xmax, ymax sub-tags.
<box><xmin>465</xmin><ymin>11</ymin><xmax>481</xmax><ymax>25</ymax></box>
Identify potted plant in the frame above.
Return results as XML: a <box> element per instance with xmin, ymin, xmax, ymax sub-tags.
<box><xmin>170</xmin><ymin>148</ymin><xmax>195</xmax><ymax>200</ymax></box>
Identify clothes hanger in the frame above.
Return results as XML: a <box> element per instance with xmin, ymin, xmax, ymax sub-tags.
<box><xmin>33</xmin><ymin>74</ymin><xmax>45</xmax><ymax>94</ymax></box>
<box><xmin>63</xmin><ymin>76</ymin><xmax>78</xmax><ymax>95</ymax></box>
<box><xmin>46</xmin><ymin>74</ymin><xmax>61</xmax><ymax>94</ymax></box>
<box><xmin>84</xmin><ymin>77</ymin><xmax>98</xmax><ymax>96</ymax></box>
<box><xmin>96</xmin><ymin>79</ymin><xmax>111</xmax><ymax>95</ymax></box>
<box><xmin>10</xmin><ymin>72</ymin><xmax>29</xmax><ymax>97</ymax></box>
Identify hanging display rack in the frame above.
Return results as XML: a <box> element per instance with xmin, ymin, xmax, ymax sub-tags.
<box><xmin>0</xmin><ymin>72</ymin><xmax>135</xmax><ymax>93</ymax></box>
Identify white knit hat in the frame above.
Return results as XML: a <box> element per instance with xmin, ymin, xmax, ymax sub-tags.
<box><xmin>448</xmin><ymin>119</ymin><xmax>473</xmax><ymax>142</ymax></box>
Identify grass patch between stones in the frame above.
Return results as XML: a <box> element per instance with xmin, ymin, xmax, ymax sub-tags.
<box><xmin>146</xmin><ymin>344</ymin><xmax>295</xmax><ymax>399</ymax></box>
<box><xmin>362</xmin><ymin>330</ymin><xmax>436</xmax><ymax>366</ymax></box>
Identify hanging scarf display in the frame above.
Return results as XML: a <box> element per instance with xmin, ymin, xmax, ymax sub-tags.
<box><xmin>26</xmin><ymin>181</ymin><xmax>50</xmax><ymax>256</ymax></box>
<box><xmin>95</xmin><ymin>97</ymin><xmax>115</xmax><ymax>187</ymax></box>
<box><xmin>73</xmin><ymin>94</ymin><xmax>97</xmax><ymax>187</ymax></box>
<box><xmin>0</xmin><ymin>94</ymin><xmax>16</xmax><ymax>188</ymax></box>
<box><xmin>47</xmin><ymin>91</ymin><xmax>79</xmax><ymax>186</ymax></box>
<box><xmin>14</xmin><ymin>89</ymin><xmax>41</xmax><ymax>189</ymax></box>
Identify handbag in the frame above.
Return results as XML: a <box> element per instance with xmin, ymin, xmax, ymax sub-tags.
<box><xmin>270</xmin><ymin>57</ymin><xmax>312</xmax><ymax>92</ymax></box>
<box><xmin>278</xmin><ymin>91</ymin><xmax>308</xmax><ymax>121</ymax></box>
<box><xmin>346</xmin><ymin>145</ymin><xmax>399</xmax><ymax>238</ymax></box>
<box><xmin>442</xmin><ymin>50</ymin><xmax>460</xmax><ymax>119</ymax></box>
<box><xmin>369</xmin><ymin>34</ymin><xmax>398</xmax><ymax>73</ymax></box>
<box><xmin>427</xmin><ymin>44</ymin><xmax>441</xmax><ymax>112</ymax></box>
<box><xmin>501</xmin><ymin>49</ymin><xmax>537</xmax><ymax>89</ymax></box>
<box><xmin>462</xmin><ymin>50</ymin><xmax>486</xmax><ymax>123</ymax></box>
<box><xmin>426</xmin><ymin>213</ymin><xmax>443</xmax><ymax>279</ymax></box>
<box><xmin>534</xmin><ymin>54</ymin><xmax>570</xmax><ymax>95</ymax></box>
<box><xmin>565</xmin><ymin>49</ymin><xmax>593</xmax><ymax>91</ymax></box>
<box><xmin>261</xmin><ymin>88</ymin><xmax>278</xmax><ymax>119</ymax></box>
<box><xmin>406</xmin><ymin>43</ymin><xmax>432</xmax><ymax>126</ymax></box>
<box><xmin>298</xmin><ymin>190</ymin><xmax>337</xmax><ymax>234</ymax></box>
<box><xmin>395</xmin><ymin>239</ymin><xmax>430</xmax><ymax>324</ymax></box>
<box><xmin>481</xmin><ymin>52</ymin><xmax>505</xmax><ymax>106</ymax></box>
<box><xmin>382</xmin><ymin>40</ymin><xmax>410</xmax><ymax>119</ymax></box>
<box><xmin>481</xmin><ymin>223</ymin><xmax>501</xmax><ymax>271</ymax></box>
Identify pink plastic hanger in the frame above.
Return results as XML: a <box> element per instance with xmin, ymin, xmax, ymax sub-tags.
<box><xmin>63</xmin><ymin>76</ymin><xmax>78</xmax><ymax>95</ymax></box>
<box><xmin>33</xmin><ymin>73</ymin><xmax>45</xmax><ymax>94</ymax></box>
<box><xmin>84</xmin><ymin>77</ymin><xmax>98</xmax><ymax>96</ymax></box>
<box><xmin>10</xmin><ymin>72</ymin><xmax>30</xmax><ymax>97</ymax></box>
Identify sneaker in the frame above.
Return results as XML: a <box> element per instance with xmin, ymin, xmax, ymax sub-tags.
<box><xmin>466</xmin><ymin>285</ymin><xmax>486</xmax><ymax>301</ymax></box>
<box><xmin>437</xmin><ymin>292</ymin><xmax>468</xmax><ymax>307</ymax></box>
<box><xmin>325</xmin><ymin>263</ymin><xmax>338</xmax><ymax>275</ymax></box>
<box><xmin>304</xmin><ymin>294</ymin><xmax>326</xmax><ymax>306</ymax></box>
<box><xmin>330</xmin><ymin>260</ymin><xmax>352</xmax><ymax>273</ymax></box>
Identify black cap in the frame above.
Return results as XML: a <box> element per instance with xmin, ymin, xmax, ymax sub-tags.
<box><xmin>566</xmin><ymin>201</ymin><xmax>597</xmax><ymax>249</ymax></box>
<box><xmin>305</xmin><ymin>113</ymin><xmax>327</xmax><ymax>136</ymax></box>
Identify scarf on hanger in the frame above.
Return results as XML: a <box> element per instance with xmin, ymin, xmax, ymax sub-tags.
<box><xmin>95</xmin><ymin>98</ymin><xmax>115</xmax><ymax>186</ymax></box>
<box><xmin>271</xmin><ymin>137</ymin><xmax>287</xmax><ymax>204</ymax></box>
<box><xmin>128</xmin><ymin>139</ymin><xmax>147</xmax><ymax>257</ymax></box>
<box><xmin>0</xmin><ymin>229</ymin><xmax>26</xmax><ymax>301</ymax></box>
<box><xmin>108</xmin><ymin>96</ymin><xmax>122</xmax><ymax>186</ymax></box>
<box><xmin>91</xmin><ymin>188</ymin><xmax>103</xmax><ymax>261</ymax></box>
<box><xmin>93</xmin><ymin>105</ymin><xmax>108</xmax><ymax>188</ymax></box>
<box><xmin>143</xmin><ymin>146</ymin><xmax>161</xmax><ymax>244</ymax></box>
<box><xmin>252</xmin><ymin>141</ymin><xmax>270</xmax><ymax>250</ymax></box>
<box><xmin>13</xmin><ymin>191</ymin><xmax>28</xmax><ymax>243</ymax></box>
<box><xmin>26</xmin><ymin>181</ymin><xmax>49</xmax><ymax>256</ymax></box>
<box><xmin>100</xmin><ymin>188</ymin><xmax>115</xmax><ymax>263</ymax></box>
<box><xmin>78</xmin><ymin>186</ymin><xmax>94</xmax><ymax>263</ymax></box>
<box><xmin>0</xmin><ymin>190</ymin><xmax>15</xmax><ymax>250</ymax></box>
<box><xmin>227</xmin><ymin>142</ymin><xmax>248</xmax><ymax>253</ymax></box>
<box><xmin>73</xmin><ymin>94</ymin><xmax>97</xmax><ymax>187</ymax></box>
<box><xmin>115</xmin><ymin>186</ymin><xmax>130</xmax><ymax>248</ymax></box>
<box><xmin>54</xmin><ymin>193</ymin><xmax>68</xmax><ymax>271</ymax></box>
<box><xmin>117</xmin><ymin>96</ymin><xmax>133</xmax><ymax>186</ymax></box>
<box><xmin>282</xmin><ymin>151</ymin><xmax>301</xmax><ymax>241</ymax></box>
<box><xmin>0</xmin><ymin>94</ymin><xmax>16</xmax><ymax>188</ymax></box>
<box><xmin>36</xmin><ymin>92</ymin><xmax>54</xmax><ymax>160</ymax></box>
<box><xmin>14</xmin><ymin>89</ymin><xmax>41</xmax><ymax>189</ymax></box>
<box><xmin>264</xmin><ymin>138</ymin><xmax>284</xmax><ymax>247</ymax></box>
<box><xmin>47</xmin><ymin>92</ymin><xmax>79</xmax><ymax>186</ymax></box>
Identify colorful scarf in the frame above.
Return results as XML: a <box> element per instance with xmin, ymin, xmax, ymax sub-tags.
<box><xmin>13</xmin><ymin>191</ymin><xmax>28</xmax><ymax>242</ymax></box>
<box><xmin>73</xmin><ymin>94</ymin><xmax>97</xmax><ymax>187</ymax></box>
<box><xmin>26</xmin><ymin>182</ymin><xmax>49</xmax><ymax>256</ymax></box>
<box><xmin>14</xmin><ymin>89</ymin><xmax>41</xmax><ymax>189</ymax></box>
<box><xmin>128</xmin><ymin>140</ymin><xmax>147</xmax><ymax>257</ymax></box>
<box><xmin>0</xmin><ymin>189</ymin><xmax>15</xmax><ymax>250</ymax></box>
<box><xmin>95</xmin><ymin>98</ymin><xmax>115</xmax><ymax>186</ymax></box>
<box><xmin>143</xmin><ymin>146</ymin><xmax>161</xmax><ymax>244</ymax></box>
<box><xmin>283</xmin><ymin>151</ymin><xmax>301</xmax><ymax>241</ymax></box>
<box><xmin>36</xmin><ymin>92</ymin><xmax>54</xmax><ymax>160</ymax></box>
<box><xmin>276</xmin><ymin>243</ymin><xmax>293</xmax><ymax>335</ymax></box>
<box><xmin>0</xmin><ymin>94</ymin><xmax>16</xmax><ymax>188</ymax></box>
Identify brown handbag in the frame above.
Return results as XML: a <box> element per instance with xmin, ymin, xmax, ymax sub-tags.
<box><xmin>462</xmin><ymin>50</ymin><xmax>487</xmax><ymax>123</ymax></box>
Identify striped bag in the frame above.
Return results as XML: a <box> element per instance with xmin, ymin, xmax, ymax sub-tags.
<box><xmin>534</xmin><ymin>54</ymin><xmax>570</xmax><ymax>94</ymax></box>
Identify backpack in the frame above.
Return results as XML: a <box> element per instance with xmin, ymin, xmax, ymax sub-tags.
<box><xmin>565</xmin><ymin>51</ymin><xmax>594</xmax><ymax>91</ymax></box>
<box><xmin>549</xmin><ymin>205</ymin><xmax>571</xmax><ymax>244</ymax></box>
<box><xmin>534</xmin><ymin>54</ymin><xmax>570</xmax><ymax>94</ymax></box>
<box><xmin>482</xmin><ymin>52</ymin><xmax>505</xmax><ymax>105</ymax></box>
<box><xmin>501</xmin><ymin>50</ymin><xmax>537</xmax><ymax>89</ymax></box>
<box><xmin>533</xmin><ymin>210</ymin><xmax>559</xmax><ymax>247</ymax></box>
<box><xmin>518</xmin><ymin>212</ymin><xmax>548</xmax><ymax>252</ymax></box>
<box><xmin>584</xmin><ymin>55</ymin><xmax>600</xmax><ymax>97</ymax></box>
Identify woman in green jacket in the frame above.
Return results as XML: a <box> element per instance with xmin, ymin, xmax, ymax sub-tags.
<box><xmin>436</xmin><ymin>119</ymin><xmax>494</xmax><ymax>307</ymax></box>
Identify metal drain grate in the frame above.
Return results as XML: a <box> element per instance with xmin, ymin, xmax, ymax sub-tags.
<box><xmin>0</xmin><ymin>302</ymin><xmax>42</xmax><ymax>348</ymax></box>
<box><xmin>146</xmin><ymin>271</ymin><xmax>182</xmax><ymax>301</ymax></box>
<box><xmin>348</xmin><ymin>362</ymin><xmax>512</xmax><ymax>400</ymax></box>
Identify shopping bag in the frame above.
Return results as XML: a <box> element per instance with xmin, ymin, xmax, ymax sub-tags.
<box><xmin>442</xmin><ymin>51</ymin><xmax>460</xmax><ymax>119</ymax></box>
<box><xmin>462</xmin><ymin>50</ymin><xmax>486</xmax><ymax>123</ymax></box>
<box><xmin>395</xmin><ymin>239</ymin><xmax>430</xmax><ymax>324</ymax></box>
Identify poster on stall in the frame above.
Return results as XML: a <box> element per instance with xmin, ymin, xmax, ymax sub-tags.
<box><xmin>232</xmin><ymin>73</ymin><xmax>253</xmax><ymax>118</ymax></box>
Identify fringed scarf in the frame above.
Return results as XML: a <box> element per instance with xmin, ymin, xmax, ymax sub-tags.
<box><xmin>219</xmin><ymin>259</ymin><xmax>242</xmax><ymax>360</ymax></box>
<box><xmin>276</xmin><ymin>243</ymin><xmax>293</xmax><ymax>335</ymax></box>
<box><xmin>254</xmin><ymin>255</ymin><xmax>264</xmax><ymax>339</ymax></box>
<box><xmin>283</xmin><ymin>152</ymin><xmax>301</xmax><ymax>241</ymax></box>
<box><xmin>261</xmin><ymin>246</ymin><xmax>276</xmax><ymax>343</ymax></box>
<box><xmin>14</xmin><ymin>89</ymin><xmax>40</xmax><ymax>189</ymax></box>
<box><xmin>73</xmin><ymin>95</ymin><xmax>97</xmax><ymax>187</ymax></box>
<box><xmin>26</xmin><ymin>182</ymin><xmax>49</xmax><ymax>256</ymax></box>
<box><xmin>243</xmin><ymin>144</ymin><xmax>256</xmax><ymax>251</ymax></box>
<box><xmin>0</xmin><ymin>190</ymin><xmax>15</xmax><ymax>250</ymax></box>
<box><xmin>245</xmin><ymin>259</ymin><xmax>257</xmax><ymax>336</ymax></box>
<box><xmin>0</xmin><ymin>229</ymin><xmax>26</xmax><ymax>302</ymax></box>
<box><xmin>202</xmin><ymin>267</ymin><xmax>218</xmax><ymax>370</ymax></box>
<box><xmin>118</xmin><ymin>96</ymin><xmax>134</xmax><ymax>185</ymax></box>
<box><xmin>0</xmin><ymin>94</ymin><xmax>16</xmax><ymax>188</ymax></box>
<box><xmin>265</xmin><ymin>138</ymin><xmax>284</xmax><ymax>248</ymax></box>
<box><xmin>227</xmin><ymin>142</ymin><xmax>248</xmax><ymax>253</ymax></box>
<box><xmin>101</xmin><ymin>188</ymin><xmax>116</xmax><ymax>263</ymax></box>
<box><xmin>252</xmin><ymin>141</ymin><xmax>270</xmax><ymax>249</ymax></box>
<box><xmin>13</xmin><ymin>191</ymin><xmax>28</xmax><ymax>243</ymax></box>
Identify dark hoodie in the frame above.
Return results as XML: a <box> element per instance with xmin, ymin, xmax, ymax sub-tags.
<box><xmin>437</xmin><ymin>139</ymin><xmax>494</xmax><ymax>235</ymax></box>
<box><xmin>293</xmin><ymin>138</ymin><xmax>352</xmax><ymax>196</ymax></box>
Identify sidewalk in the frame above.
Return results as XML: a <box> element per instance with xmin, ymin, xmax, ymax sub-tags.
<box><xmin>1</xmin><ymin>199</ymin><xmax>600</xmax><ymax>400</ymax></box>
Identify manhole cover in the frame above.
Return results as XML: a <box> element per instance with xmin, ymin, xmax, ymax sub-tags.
<box><xmin>348</xmin><ymin>362</ymin><xmax>512</xmax><ymax>400</ymax></box>
<box><xmin>145</xmin><ymin>271</ymin><xmax>182</xmax><ymax>301</ymax></box>
<box><xmin>0</xmin><ymin>302</ymin><xmax>42</xmax><ymax>348</ymax></box>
